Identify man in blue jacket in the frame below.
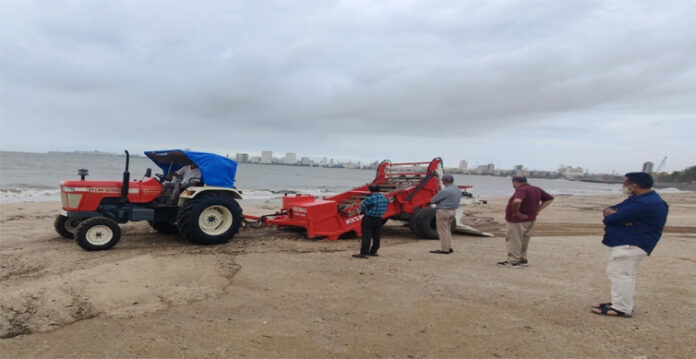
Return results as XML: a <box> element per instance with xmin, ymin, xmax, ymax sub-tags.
<box><xmin>592</xmin><ymin>172</ymin><xmax>668</xmax><ymax>318</ymax></box>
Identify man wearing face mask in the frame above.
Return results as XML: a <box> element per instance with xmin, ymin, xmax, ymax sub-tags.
<box><xmin>591</xmin><ymin>172</ymin><xmax>668</xmax><ymax>318</ymax></box>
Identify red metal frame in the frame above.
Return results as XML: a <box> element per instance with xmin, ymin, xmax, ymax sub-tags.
<box><xmin>260</xmin><ymin>158</ymin><xmax>456</xmax><ymax>240</ymax></box>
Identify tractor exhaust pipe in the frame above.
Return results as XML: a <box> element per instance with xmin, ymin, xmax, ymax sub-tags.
<box><xmin>78</xmin><ymin>168</ymin><xmax>89</xmax><ymax>180</ymax></box>
<box><xmin>121</xmin><ymin>150</ymin><xmax>130</xmax><ymax>201</ymax></box>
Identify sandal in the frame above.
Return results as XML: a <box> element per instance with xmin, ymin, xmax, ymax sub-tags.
<box><xmin>592</xmin><ymin>302</ymin><xmax>612</xmax><ymax>309</ymax></box>
<box><xmin>591</xmin><ymin>306</ymin><xmax>632</xmax><ymax>318</ymax></box>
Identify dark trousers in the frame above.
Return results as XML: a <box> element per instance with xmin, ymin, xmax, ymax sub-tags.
<box><xmin>360</xmin><ymin>215</ymin><xmax>383</xmax><ymax>255</ymax></box>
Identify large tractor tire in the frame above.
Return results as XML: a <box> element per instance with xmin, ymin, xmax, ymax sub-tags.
<box><xmin>148</xmin><ymin>220</ymin><xmax>179</xmax><ymax>235</ymax></box>
<box><xmin>409</xmin><ymin>207</ymin><xmax>456</xmax><ymax>239</ymax></box>
<box><xmin>75</xmin><ymin>217</ymin><xmax>122</xmax><ymax>251</ymax></box>
<box><xmin>54</xmin><ymin>215</ymin><xmax>81</xmax><ymax>239</ymax></box>
<box><xmin>176</xmin><ymin>193</ymin><xmax>242</xmax><ymax>245</ymax></box>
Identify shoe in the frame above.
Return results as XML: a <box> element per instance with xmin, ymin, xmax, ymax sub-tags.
<box><xmin>591</xmin><ymin>306</ymin><xmax>632</xmax><ymax>318</ymax></box>
<box><xmin>592</xmin><ymin>302</ymin><xmax>613</xmax><ymax>310</ymax></box>
<box><xmin>449</xmin><ymin>248</ymin><xmax>454</xmax><ymax>253</ymax></box>
<box><xmin>429</xmin><ymin>250</ymin><xmax>451</xmax><ymax>254</ymax></box>
<box><xmin>520</xmin><ymin>259</ymin><xmax>528</xmax><ymax>266</ymax></box>
<box><xmin>352</xmin><ymin>254</ymin><xmax>368</xmax><ymax>259</ymax></box>
<box><xmin>368</xmin><ymin>253</ymin><xmax>379</xmax><ymax>256</ymax></box>
<box><xmin>496</xmin><ymin>261</ymin><xmax>522</xmax><ymax>268</ymax></box>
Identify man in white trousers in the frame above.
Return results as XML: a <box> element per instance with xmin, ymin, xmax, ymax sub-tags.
<box><xmin>592</xmin><ymin>172</ymin><xmax>668</xmax><ymax>318</ymax></box>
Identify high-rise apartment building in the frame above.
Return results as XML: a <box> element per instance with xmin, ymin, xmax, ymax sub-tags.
<box><xmin>642</xmin><ymin>161</ymin><xmax>654</xmax><ymax>173</ymax></box>
<box><xmin>261</xmin><ymin>151</ymin><xmax>273</xmax><ymax>164</ymax></box>
<box><xmin>459</xmin><ymin>160</ymin><xmax>468</xmax><ymax>170</ymax></box>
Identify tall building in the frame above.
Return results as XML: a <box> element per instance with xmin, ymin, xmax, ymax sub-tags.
<box><xmin>558</xmin><ymin>165</ymin><xmax>584</xmax><ymax>179</ymax></box>
<box><xmin>642</xmin><ymin>161</ymin><xmax>654</xmax><ymax>173</ymax></box>
<box><xmin>235</xmin><ymin>153</ymin><xmax>249</xmax><ymax>163</ymax></box>
<box><xmin>261</xmin><ymin>151</ymin><xmax>273</xmax><ymax>164</ymax></box>
<box><xmin>283</xmin><ymin>152</ymin><xmax>297</xmax><ymax>164</ymax></box>
<box><xmin>459</xmin><ymin>160</ymin><xmax>468</xmax><ymax>170</ymax></box>
<box><xmin>513</xmin><ymin>164</ymin><xmax>525</xmax><ymax>176</ymax></box>
<box><xmin>476</xmin><ymin>163</ymin><xmax>495</xmax><ymax>175</ymax></box>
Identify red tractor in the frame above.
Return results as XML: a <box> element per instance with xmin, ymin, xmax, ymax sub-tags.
<box><xmin>54</xmin><ymin>150</ymin><xmax>244</xmax><ymax>251</ymax></box>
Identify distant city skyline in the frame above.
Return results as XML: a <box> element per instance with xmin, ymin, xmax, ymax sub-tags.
<box><xmin>14</xmin><ymin>148</ymin><xmax>682</xmax><ymax>179</ymax></box>
<box><xmin>228</xmin><ymin>148</ymin><xmax>669</xmax><ymax>177</ymax></box>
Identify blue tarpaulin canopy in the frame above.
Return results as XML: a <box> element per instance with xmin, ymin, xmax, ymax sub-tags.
<box><xmin>144</xmin><ymin>149</ymin><xmax>238</xmax><ymax>188</ymax></box>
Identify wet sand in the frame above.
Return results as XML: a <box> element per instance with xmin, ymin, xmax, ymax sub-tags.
<box><xmin>1</xmin><ymin>192</ymin><xmax>695</xmax><ymax>358</ymax></box>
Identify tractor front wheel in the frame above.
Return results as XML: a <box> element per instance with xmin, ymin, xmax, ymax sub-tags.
<box><xmin>176</xmin><ymin>193</ymin><xmax>242</xmax><ymax>245</ymax></box>
<box><xmin>54</xmin><ymin>215</ymin><xmax>81</xmax><ymax>239</ymax></box>
<box><xmin>75</xmin><ymin>217</ymin><xmax>122</xmax><ymax>251</ymax></box>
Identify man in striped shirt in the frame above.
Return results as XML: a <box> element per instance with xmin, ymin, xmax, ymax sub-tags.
<box><xmin>353</xmin><ymin>185</ymin><xmax>389</xmax><ymax>259</ymax></box>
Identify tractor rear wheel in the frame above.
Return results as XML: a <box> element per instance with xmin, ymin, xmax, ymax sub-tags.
<box><xmin>148</xmin><ymin>220</ymin><xmax>179</xmax><ymax>235</ymax></box>
<box><xmin>409</xmin><ymin>207</ymin><xmax>456</xmax><ymax>239</ymax></box>
<box><xmin>54</xmin><ymin>215</ymin><xmax>81</xmax><ymax>239</ymax></box>
<box><xmin>176</xmin><ymin>193</ymin><xmax>242</xmax><ymax>245</ymax></box>
<box><xmin>75</xmin><ymin>217</ymin><xmax>121</xmax><ymax>251</ymax></box>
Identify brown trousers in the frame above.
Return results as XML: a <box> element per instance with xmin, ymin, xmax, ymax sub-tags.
<box><xmin>436</xmin><ymin>209</ymin><xmax>457</xmax><ymax>251</ymax></box>
<box><xmin>506</xmin><ymin>221</ymin><xmax>535</xmax><ymax>263</ymax></box>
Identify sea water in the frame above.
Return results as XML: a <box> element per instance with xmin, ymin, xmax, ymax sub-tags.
<box><xmin>0</xmin><ymin>151</ymin><xmax>678</xmax><ymax>203</ymax></box>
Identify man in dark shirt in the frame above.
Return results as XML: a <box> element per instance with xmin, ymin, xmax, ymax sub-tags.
<box><xmin>353</xmin><ymin>185</ymin><xmax>389</xmax><ymax>259</ymax></box>
<box><xmin>591</xmin><ymin>172</ymin><xmax>668</xmax><ymax>318</ymax></box>
<box><xmin>497</xmin><ymin>176</ymin><xmax>554</xmax><ymax>268</ymax></box>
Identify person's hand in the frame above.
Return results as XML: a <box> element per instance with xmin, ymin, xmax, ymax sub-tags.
<box><xmin>603</xmin><ymin>208</ymin><xmax>617</xmax><ymax>217</ymax></box>
<box><xmin>512</xmin><ymin>212</ymin><xmax>528</xmax><ymax>219</ymax></box>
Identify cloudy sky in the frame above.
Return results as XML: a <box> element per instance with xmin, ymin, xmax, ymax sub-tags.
<box><xmin>1</xmin><ymin>0</ymin><xmax>694</xmax><ymax>173</ymax></box>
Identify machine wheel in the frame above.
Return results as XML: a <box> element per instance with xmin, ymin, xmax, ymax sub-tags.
<box><xmin>148</xmin><ymin>220</ymin><xmax>179</xmax><ymax>235</ymax></box>
<box><xmin>176</xmin><ymin>193</ymin><xmax>242</xmax><ymax>245</ymax></box>
<box><xmin>75</xmin><ymin>217</ymin><xmax>121</xmax><ymax>251</ymax></box>
<box><xmin>54</xmin><ymin>215</ymin><xmax>81</xmax><ymax>239</ymax></box>
<box><xmin>409</xmin><ymin>207</ymin><xmax>456</xmax><ymax>239</ymax></box>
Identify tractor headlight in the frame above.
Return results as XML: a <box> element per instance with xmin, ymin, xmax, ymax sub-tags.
<box><xmin>62</xmin><ymin>186</ymin><xmax>89</xmax><ymax>192</ymax></box>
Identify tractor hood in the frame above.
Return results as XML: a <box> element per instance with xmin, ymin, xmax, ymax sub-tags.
<box><xmin>144</xmin><ymin>149</ymin><xmax>238</xmax><ymax>188</ymax></box>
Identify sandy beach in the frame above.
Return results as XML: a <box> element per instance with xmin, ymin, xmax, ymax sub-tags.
<box><xmin>1</xmin><ymin>192</ymin><xmax>695</xmax><ymax>358</ymax></box>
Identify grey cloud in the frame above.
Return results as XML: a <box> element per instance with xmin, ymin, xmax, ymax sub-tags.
<box><xmin>1</xmin><ymin>0</ymin><xmax>695</xmax><ymax>171</ymax></box>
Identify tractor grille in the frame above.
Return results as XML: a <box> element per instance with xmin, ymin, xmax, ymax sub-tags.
<box><xmin>64</xmin><ymin>193</ymin><xmax>82</xmax><ymax>209</ymax></box>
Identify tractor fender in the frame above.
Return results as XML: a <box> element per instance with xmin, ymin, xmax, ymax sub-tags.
<box><xmin>178</xmin><ymin>186</ymin><xmax>243</xmax><ymax>203</ymax></box>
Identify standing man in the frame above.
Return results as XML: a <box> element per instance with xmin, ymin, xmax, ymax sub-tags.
<box><xmin>429</xmin><ymin>174</ymin><xmax>462</xmax><ymax>254</ymax></box>
<box><xmin>497</xmin><ymin>176</ymin><xmax>554</xmax><ymax>268</ymax></box>
<box><xmin>353</xmin><ymin>185</ymin><xmax>389</xmax><ymax>259</ymax></box>
<box><xmin>591</xmin><ymin>172</ymin><xmax>668</xmax><ymax>317</ymax></box>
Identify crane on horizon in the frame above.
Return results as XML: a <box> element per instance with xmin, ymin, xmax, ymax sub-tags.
<box><xmin>654</xmin><ymin>156</ymin><xmax>667</xmax><ymax>182</ymax></box>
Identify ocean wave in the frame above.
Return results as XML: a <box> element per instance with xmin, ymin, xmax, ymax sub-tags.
<box><xmin>239</xmin><ymin>188</ymin><xmax>338</xmax><ymax>201</ymax></box>
<box><xmin>2</xmin><ymin>185</ymin><xmax>682</xmax><ymax>204</ymax></box>
<box><xmin>0</xmin><ymin>188</ymin><xmax>61</xmax><ymax>203</ymax></box>
<box><xmin>655</xmin><ymin>187</ymin><xmax>683</xmax><ymax>194</ymax></box>
<box><xmin>0</xmin><ymin>187</ymin><xmax>339</xmax><ymax>204</ymax></box>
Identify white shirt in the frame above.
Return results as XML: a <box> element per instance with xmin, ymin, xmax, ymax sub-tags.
<box><xmin>176</xmin><ymin>165</ymin><xmax>201</xmax><ymax>185</ymax></box>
